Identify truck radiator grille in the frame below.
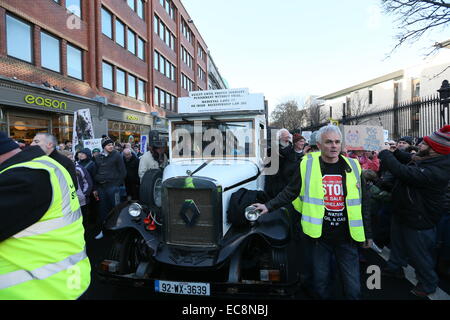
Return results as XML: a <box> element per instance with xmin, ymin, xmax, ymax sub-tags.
<box><xmin>166</xmin><ymin>188</ymin><xmax>216</xmax><ymax>247</ymax></box>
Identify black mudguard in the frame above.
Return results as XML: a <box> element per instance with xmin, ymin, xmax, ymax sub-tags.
<box><xmin>104</xmin><ymin>202</ymin><xmax>161</xmax><ymax>254</ymax></box>
<box><xmin>104</xmin><ymin>204</ymin><xmax>293</xmax><ymax>268</ymax></box>
<box><xmin>216</xmin><ymin>207</ymin><xmax>292</xmax><ymax>264</ymax></box>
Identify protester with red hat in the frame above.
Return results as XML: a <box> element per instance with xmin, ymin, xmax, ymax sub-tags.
<box><xmin>378</xmin><ymin>125</ymin><xmax>450</xmax><ymax>298</ymax></box>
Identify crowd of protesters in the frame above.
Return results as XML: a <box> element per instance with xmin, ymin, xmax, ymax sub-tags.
<box><xmin>2</xmin><ymin>124</ymin><xmax>450</xmax><ymax>300</ymax></box>
<box><xmin>260</xmin><ymin>125</ymin><xmax>450</xmax><ymax>299</ymax></box>
<box><xmin>8</xmin><ymin>134</ymin><xmax>168</xmax><ymax>241</ymax></box>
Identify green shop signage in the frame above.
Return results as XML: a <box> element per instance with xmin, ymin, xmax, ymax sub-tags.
<box><xmin>24</xmin><ymin>94</ymin><xmax>67</xmax><ymax>110</ymax></box>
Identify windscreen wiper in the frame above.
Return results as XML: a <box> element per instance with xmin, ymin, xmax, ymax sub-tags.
<box><xmin>187</xmin><ymin>159</ymin><xmax>214</xmax><ymax>176</ymax></box>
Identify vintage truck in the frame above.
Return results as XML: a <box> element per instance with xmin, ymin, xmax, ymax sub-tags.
<box><xmin>98</xmin><ymin>90</ymin><xmax>302</xmax><ymax>297</ymax></box>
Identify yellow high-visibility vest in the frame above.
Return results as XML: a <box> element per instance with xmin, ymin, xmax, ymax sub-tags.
<box><xmin>0</xmin><ymin>155</ymin><xmax>91</xmax><ymax>300</ymax></box>
<box><xmin>292</xmin><ymin>152</ymin><xmax>366</xmax><ymax>242</ymax></box>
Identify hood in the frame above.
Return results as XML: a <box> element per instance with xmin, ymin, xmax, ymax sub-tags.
<box><xmin>79</xmin><ymin>148</ymin><xmax>92</xmax><ymax>159</ymax></box>
<box><xmin>163</xmin><ymin>159</ymin><xmax>260</xmax><ymax>189</ymax></box>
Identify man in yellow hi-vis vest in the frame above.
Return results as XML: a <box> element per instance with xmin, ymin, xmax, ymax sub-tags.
<box><xmin>254</xmin><ymin>125</ymin><xmax>372</xmax><ymax>300</ymax></box>
<box><xmin>0</xmin><ymin>132</ymin><xmax>91</xmax><ymax>300</ymax></box>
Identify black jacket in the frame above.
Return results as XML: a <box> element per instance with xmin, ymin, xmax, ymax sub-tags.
<box><xmin>265</xmin><ymin>154</ymin><xmax>372</xmax><ymax>240</ymax></box>
<box><xmin>93</xmin><ymin>150</ymin><xmax>127</xmax><ymax>188</ymax></box>
<box><xmin>378</xmin><ymin>149</ymin><xmax>450</xmax><ymax>229</ymax></box>
<box><xmin>50</xmin><ymin>148</ymin><xmax>78</xmax><ymax>190</ymax></box>
<box><xmin>0</xmin><ymin>146</ymin><xmax>52</xmax><ymax>241</ymax></box>
<box><xmin>124</xmin><ymin>153</ymin><xmax>140</xmax><ymax>185</ymax></box>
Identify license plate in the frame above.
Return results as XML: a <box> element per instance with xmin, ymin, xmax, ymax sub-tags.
<box><xmin>155</xmin><ymin>280</ymin><xmax>210</xmax><ymax>296</ymax></box>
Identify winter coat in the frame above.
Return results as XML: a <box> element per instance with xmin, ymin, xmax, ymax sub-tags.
<box><xmin>75</xmin><ymin>163</ymin><xmax>93</xmax><ymax>206</ymax></box>
<box><xmin>138</xmin><ymin>151</ymin><xmax>168</xmax><ymax>181</ymax></box>
<box><xmin>124</xmin><ymin>153</ymin><xmax>140</xmax><ymax>185</ymax></box>
<box><xmin>77</xmin><ymin>148</ymin><xmax>96</xmax><ymax>179</ymax></box>
<box><xmin>379</xmin><ymin>149</ymin><xmax>450</xmax><ymax>229</ymax></box>
<box><xmin>92</xmin><ymin>150</ymin><xmax>127</xmax><ymax>188</ymax></box>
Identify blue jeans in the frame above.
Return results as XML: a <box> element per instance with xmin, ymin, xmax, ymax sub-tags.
<box><xmin>306</xmin><ymin>238</ymin><xmax>361</xmax><ymax>300</ymax></box>
<box><xmin>387</xmin><ymin>217</ymin><xmax>438</xmax><ymax>293</ymax></box>
<box><xmin>97</xmin><ymin>185</ymin><xmax>121</xmax><ymax>226</ymax></box>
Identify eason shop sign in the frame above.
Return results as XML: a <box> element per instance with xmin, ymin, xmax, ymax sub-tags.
<box><xmin>24</xmin><ymin>94</ymin><xmax>67</xmax><ymax>110</ymax></box>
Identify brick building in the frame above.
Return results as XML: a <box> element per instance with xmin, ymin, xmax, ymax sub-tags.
<box><xmin>0</xmin><ymin>0</ymin><xmax>218</xmax><ymax>144</ymax></box>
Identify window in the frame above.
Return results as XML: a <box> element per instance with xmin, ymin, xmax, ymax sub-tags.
<box><xmin>101</xmin><ymin>8</ymin><xmax>113</xmax><ymax>38</ymax></box>
<box><xmin>66</xmin><ymin>0</ymin><xmax>81</xmax><ymax>18</ymax></box>
<box><xmin>128</xmin><ymin>74</ymin><xmax>136</xmax><ymax>98</ymax></box>
<box><xmin>154</xmin><ymin>51</ymin><xmax>159</xmax><ymax>70</ymax></box>
<box><xmin>41</xmin><ymin>32</ymin><xmax>61</xmax><ymax>72</ymax></box>
<box><xmin>137</xmin><ymin>38</ymin><xmax>145</xmax><ymax>60</ymax></box>
<box><xmin>137</xmin><ymin>0</ymin><xmax>144</xmax><ymax>19</ymax></box>
<box><xmin>368</xmin><ymin>90</ymin><xmax>373</xmax><ymax>105</ymax></box>
<box><xmin>154</xmin><ymin>15</ymin><xmax>175</xmax><ymax>51</ymax></box>
<box><xmin>414</xmin><ymin>82</ymin><xmax>420</xmax><ymax>97</ymax></box>
<box><xmin>154</xmin><ymin>87</ymin><xmax>160</xmax><ymax>107</ymax></box>
<box><xmin>138</xmin><ymin>80</ymin><xmax>145</xmax><ymax>101</ymax></box>
<box><xmin>127</xmin><ymin>0</ymin><xmax>135</xmax><ymax>11</ymax></box>
<box><xmin>102</xmin><ymin>62</ymin><xmax>113</xmax><ymax>90</ymax></box>
<box><xmin>127</xmin><ymin>29</ymin><xmax>136</xmax><ymax>54</ymax></box>
<box><xmin>115</xmin><ymin>19</ymin><xmax>125</xmax><ymax>47</ymax></box>
<box><xmin>6</xmin><ymin>15</ymin><xmax>32</xmax><ymax>63</ymax></box>
<box><xmin>171</xmin><ymin>65</ymin><xmax>176</xmax><ymax>81</ymax></box>
<box><xmin>154</xmin><ymin>15</ymin><xmax>159</xmax><ymax>34</ymax></box>
<box><xmin>182</xmin><ymin>74</ymin><xmax>193</xmax><ymax>91</ymax></box>
<box><xmin>67</xmin><ymin>44</ymin><xmax>83</xmax><ymax>80</ymax></box>
<box><xmin>116</xmin><ymin>69</ymin><xmax>126</xmax><ymax>95</ymax></box>
<box><xmin>160</xmin><ymin>55</ymin><xmax>165</xmax><ymax>74</ymax></box>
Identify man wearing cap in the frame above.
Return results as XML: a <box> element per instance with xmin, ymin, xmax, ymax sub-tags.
<box><xmin>379</xmin><ymin>125</ymin><xmax>450</xmax><ymax>297</ymax></box>
<box><xmin>92</xmin><ymin>138</ymin><xmax>126</xmax><ymax>239</ymax></box>
<box><xmin>0</xmin><ymin>132</ymin><xmax>91</xmax><ymax>299</ymax></box>
<box><xmin>397</xmin><ymin>136</ymin><xmax>413</xmax><ymax>151</ymax></box>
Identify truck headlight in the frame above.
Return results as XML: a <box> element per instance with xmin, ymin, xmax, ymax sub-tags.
<box><xmin>245</xmin><ymin>205</ymin><xmax>261</xmax><ymax>222</ymax></box>
<box><xmin>128</xmin><ymin>203</ymin><xmax>142</xmax><ymax>218</ymax></box>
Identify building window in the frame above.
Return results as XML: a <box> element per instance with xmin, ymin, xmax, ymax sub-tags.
<box><xmin>128</xmin><ymin>74</ymin><xmax>136</xmax><ymax>98</ymax></box>
<box><xmin>102</xmin><ymin>61</ymin><xmax>113</xmax><ymax>90</ymax></box>
<box><xmin>66</xmin><ymin>0</ymin><xmax>81</xmax><ymax>18</ymax></box>
<box><xmin>154</xmin><ymin>87</ymin><xmax>160</xmax><ymax>107</ymax></box>
<box><xmin>137</xmin><ymin>38</ymin><xmax>145</xmax><ymax>60</ymax></box>
<box><xmin>182</xmin><ymin>74</ymin><xmax>193</xmax><ymax>91</ymax></box>
<box><xmin>115</xmin><ymin>19</ymin><xmax>125</xmax><ymax>47</ymax></box>
<box><xmin>368</xmin><ymin>90</ymin><xmax>373</xmax><ymax>105</ymax></box>
<box><xmin>138</xmin><ymin>80</ymin><xmax>145</xmax><ymax>101</ymax></box>
<box><xmin>198</xmin><ymin>66</ymin><xmax>205</xmax><ymax>81</ymax></box>
<box><xmin>41</xmin><ymin>32</ymin><xmax>61</xmax><ymax>72</ymax></box>
<box><xmin>414</xmin><ymin>82</ymin><xmax>420</xmax><ymax>98</ymax></box>
<box><xmin>67</xmin><ymin>44</ymin><xmax>83</xmax><ymax>80</ymax></box>
<box><xmin>101</xmin><ymin>8</ymin><xmax>113</xmax><ymax>39</ymax></box>
<box><xmin>6</xmin><ymin>14</ymin><xmax>32</xmax><ymax>63</ymax></box>
<box><xmin>127</xmin><ymin>29</ymin><xmax>136</xmax><ymax>54</ymax></box>
<box><xmin>137</xmin><ymin>0</ymin><xmax>144</xmax><ymax>19</ymax></box>
<box><xmin>116</xmin><ymin>68</ymin><xmax>126</xmax><ymax>95</ymax></box>
<box><xmin>154</xmin><ymin>15</ymin><xmax>175</xmax><ymax>51</ymax></box>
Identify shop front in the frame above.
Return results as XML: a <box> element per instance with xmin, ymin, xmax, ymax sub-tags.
<box><xmin>0</xmin><ymin>78</ymin><xmax>98</xmax><ymax>145</ymax></box>
<box><xmin>103</xmin><ymin>106</ymin><xmax>154</xmax><ymax>145</ymax></box>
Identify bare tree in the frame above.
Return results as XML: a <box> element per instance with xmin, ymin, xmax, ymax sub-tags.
<box><xmin>269</xmin><ymin>100</ymin><xmax>305</xmax><ymax>131</ymax></box>
<box><xmin>348</xmin><ymin>93</ymin><xmax>372</xmax><ymax>124</ymax></box>
<box><xmin>382</xmin><ymin>0</ymin><xmax>450</xmax><ymax>56</ymax></box>
<box><xmin>306</xmin><ymin>101</ymin><xmax>327</xmax><ymax>127</ymax></box>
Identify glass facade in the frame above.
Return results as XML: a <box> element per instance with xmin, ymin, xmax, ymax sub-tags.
<box><xmin>108</xmin><ymin>120</ymin><xmax>150</xmax><ymax>144</ymax></box>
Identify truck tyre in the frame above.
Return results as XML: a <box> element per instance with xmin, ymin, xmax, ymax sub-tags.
<box><xmin>140</xmin><ymin>169</ymin><xmax>163</xmax><ymax>210</ymax></box>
